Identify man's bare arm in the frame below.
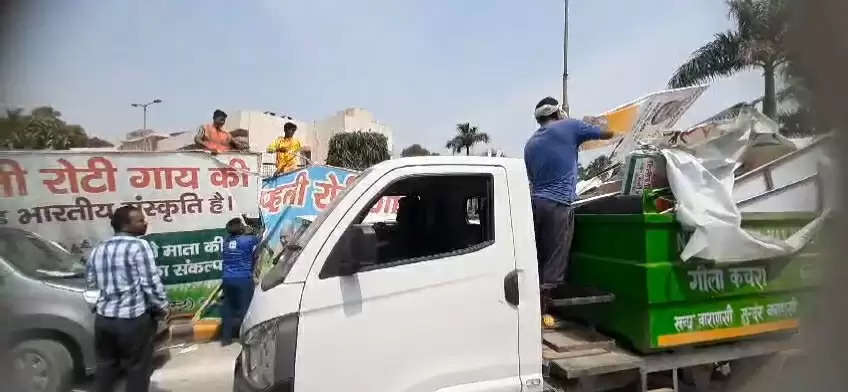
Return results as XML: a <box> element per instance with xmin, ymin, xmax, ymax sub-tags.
<box><xmin>231</xmin><ymin>137</ymin><xmax>248</xmax><ymax>151</ymax></box>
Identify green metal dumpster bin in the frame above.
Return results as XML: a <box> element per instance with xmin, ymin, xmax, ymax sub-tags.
<box><xmin>566</xmin><ymin>194</ymin><xmax>821</xmax><ymax>353</ymax></box>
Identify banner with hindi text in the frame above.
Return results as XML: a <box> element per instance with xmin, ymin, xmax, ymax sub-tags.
<box><xmin>259</xmin><ymin>165</ymin><xmax>401</xmax><ymax>273</ymax></box>
<box><xmin>581</xmin><ymin>85</ymin><xmax>708</xmax><ymax>162</ymax></box>
<box><xmin>0</xmin><ymin>151</ymin><xmax>261</xmax><ymax>314</ymax></box>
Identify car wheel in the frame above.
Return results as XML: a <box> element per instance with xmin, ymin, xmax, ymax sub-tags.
<box><xmin>12</xmin><ymin>339</ymin><xmax>73</xmax><ymax>392</ymax></box>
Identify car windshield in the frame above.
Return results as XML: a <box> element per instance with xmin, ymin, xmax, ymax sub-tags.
<box><xmin>0</xmin><ymin>231</ymin><xmax>86</xmax><ymax>279</ymax></box>
<box><xmin>262</xmin><ymin>168</ymin><xmax>372</xmax><ymax>288</ymax></box>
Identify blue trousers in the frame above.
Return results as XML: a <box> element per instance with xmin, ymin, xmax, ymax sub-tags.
<box><xmin>221</xmin><ymin>278</ymin><xmax>255</xmax><ymax>343</ymax></box>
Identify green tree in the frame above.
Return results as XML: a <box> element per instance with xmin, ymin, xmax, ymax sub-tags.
<box><xmin>0</xmin><ymin>106</ymin><xmax>108</xmax><ymax>150</ymax></box>
<box><xmin>668</xmin><ymin>0</ymin><xmax>789</xmax><ymax>119</ymax></box>
<box><xmin>86</xmin><ymin>137</ymin><xmax>115</xmax><ymax>148</ymax></box>
<box><xmin>326</xmin><ymin>131</ymin><xmax>390</xmax><ymax>170</ymax></box>
<box><xmin>579</xmin><ymin>155</ymin><xmax>612</xmax><ymax>181</ymax></box>
<box><xmin>774</xmin><ymin>60</ymin><xmax>827</xmax><ymax>136</ymax></box>
<box><xmin>445</xmin><ymin>122</ymin><xmax>490</xmax><ymax>156</ymax></box>
<box><xmin>401</xmin><ymin>144</ymin><xmax>438</xmax><ymax>157</ymax></box>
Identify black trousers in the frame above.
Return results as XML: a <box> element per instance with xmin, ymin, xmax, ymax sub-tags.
<box><xmin>531</xmin><ymin>197</ymin><xmax>575</xmax><ymax>285</ymax></box>
<box><xmin>94</xmin><ymin>313</ymin><xmax>155</xmax><ymax>392</ymax></box>
<box><xmin>221</xmin><ymin>278</ymin><xmax>255</xmax><ymax>343</ymax></box>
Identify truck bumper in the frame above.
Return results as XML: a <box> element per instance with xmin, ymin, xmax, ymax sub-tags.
<box><xmin>232</xmin><ymin>354</ymin><xmax>252</xmax><ymax>392</ymax></box>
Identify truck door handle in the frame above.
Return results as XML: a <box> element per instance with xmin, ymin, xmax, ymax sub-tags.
<box><xmin>504</xmin><ymin>269</ymin><xmax>519</xmax><ymax>307</ymax></box>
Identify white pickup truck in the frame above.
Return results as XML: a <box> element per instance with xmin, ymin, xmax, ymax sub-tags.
<box><xmin>233</xmin><ymin>157</ymin><xmax>802</xmax><ymax>392</ymax></box>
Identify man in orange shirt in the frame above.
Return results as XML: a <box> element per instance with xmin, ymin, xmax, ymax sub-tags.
<box><xmin>266</xmin><ymin>122</ymin><xmax>302</xmax><ymax>175</ymax></box>
<box><xmin>194</xmin><ymin>110</ymin><xmax>246</xmax><ymax>153</ymax></box>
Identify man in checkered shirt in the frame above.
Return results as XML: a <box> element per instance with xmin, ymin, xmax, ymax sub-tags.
<box><xmin>86</xmin><ymin>205</ymin><xmax>168</xmax><ymax>392</ymax></box>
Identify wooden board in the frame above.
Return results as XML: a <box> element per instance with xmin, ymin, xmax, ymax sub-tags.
<box><xmin>543</xmin><ymin>329</ymin><xmax>615</xmax><ymax>353</ymax></box>
<box><xmin>550</xmin><ymin>334</ymin><xmax>799</xmax><ymax>381</ymax></box>
<box><xmin>550</xmin><ymin>349</ymin><xmax>644</xmax><ymax>379</ymax></box>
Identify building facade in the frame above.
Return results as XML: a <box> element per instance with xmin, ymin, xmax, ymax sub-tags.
<box><xmin>118</xmin><ymin>108</ymin><xmax>393</xmax><ymax>174</ymax></box>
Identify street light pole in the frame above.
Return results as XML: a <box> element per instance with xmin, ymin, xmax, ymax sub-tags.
<box><xmin>562</xmin><ymin>0</ymin><xmax>569</xmax><ymax>116</ymax></box>
<box><xmin>130</xmin><ymin>99</ymin><xmax>163</xmax><ymax>130</ymax></box>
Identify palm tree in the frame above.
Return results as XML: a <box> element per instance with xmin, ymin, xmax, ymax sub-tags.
<box><xmin>668</xmin><ymin>0</ymin><xmax>789</xmax><ymax>119</ymax></box>
<box><xmin>445</xmin><ymin>122</ymin><xmax>490</xmax><ymax>156</ymax></box>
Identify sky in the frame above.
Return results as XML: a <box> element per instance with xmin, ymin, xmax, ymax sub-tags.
<box><xmin>0</xmin><ymin>0</ymin><xmax>765</xmax><ymax>158</ymax></box>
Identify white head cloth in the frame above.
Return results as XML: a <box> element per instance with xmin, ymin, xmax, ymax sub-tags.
<box><xmin>534</xmin><ymin>104</ymin><xmax>563</xmax><ymax>119</ymax></box>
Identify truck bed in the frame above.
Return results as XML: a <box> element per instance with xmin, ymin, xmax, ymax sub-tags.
<box><xmin>545</xmin><ymin>323</ymin><xmax>800</xmax><ymax>391</ymax></box>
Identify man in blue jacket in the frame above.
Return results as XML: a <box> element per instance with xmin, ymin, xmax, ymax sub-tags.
<box><xmin>220</xmin><ymin>218</ymin><xmax>259</xmax><ymax>346</ymax></box>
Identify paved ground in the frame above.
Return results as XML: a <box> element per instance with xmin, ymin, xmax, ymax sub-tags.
<box><xmin>74</xmin><ymin>342</ymin><xmax>241</xmax><ymax>392</ymax></box>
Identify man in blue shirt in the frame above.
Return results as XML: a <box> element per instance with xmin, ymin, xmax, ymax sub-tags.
<box><xmin>220</xmin><ymin>218</ymin><xmax>259</xmax><ymax>345</ymax></box>
<box><xmin>524</xmin><ymin>97</ymin><xmax>613</xmax><ymax>287</ymax></box>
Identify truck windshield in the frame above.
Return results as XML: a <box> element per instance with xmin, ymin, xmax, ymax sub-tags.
<box><xmin>0</xmin><ymin>230</ymin><xmax>86</xmax><ymax>279</ymax></box>
<box><xmin>261</xmin><ymin>168</ymin><xmax>372</xmax><ymax>289</ymax></box>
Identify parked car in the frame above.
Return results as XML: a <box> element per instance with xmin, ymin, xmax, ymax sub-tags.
<box><xmin>1</xmin><ymin>228</ymin><xmax>170</xmax><ymax>392</ymax></box>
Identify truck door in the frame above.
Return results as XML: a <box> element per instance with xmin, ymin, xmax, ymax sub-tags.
<box><xmin>296</xmin><ymin>165</ymin><xmax>521</xmax><ymax>391</ymax></box>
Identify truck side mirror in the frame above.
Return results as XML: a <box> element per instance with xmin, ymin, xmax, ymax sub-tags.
<box><xmin>335</xmin><ymin>224</ymin><xmax>377</xmax><ymax>276</ymax></box>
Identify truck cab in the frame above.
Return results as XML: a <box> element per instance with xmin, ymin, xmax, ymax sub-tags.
<box><xmin>235</xmin><ymin>157</ymin><xmax>543</xmax><ymax>391</ymax></box>
<box><xmin>234</xmin><ymin>156</ymin><xmax>813</xmax><ymax>392</ymax></box>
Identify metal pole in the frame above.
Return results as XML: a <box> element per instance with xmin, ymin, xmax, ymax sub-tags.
<box><xmin>562</xmin><ymin>0</ymin><xmax>569</xmax><ymax>116</ymax></box>
<box><xmin>143</xmin><ymin>105</ymin><xmax>148</xmax><ymax>130</ymax></box>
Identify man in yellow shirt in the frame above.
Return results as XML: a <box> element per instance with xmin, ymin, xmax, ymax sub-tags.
<box><xmin>267</xmin><ymin>122</ymin><xmax>302</xmax><ymax>175</ymax></box>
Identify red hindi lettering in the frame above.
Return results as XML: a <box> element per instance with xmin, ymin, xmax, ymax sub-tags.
<box><xmin>129</xmin><ymin>167</ymin><xmax>170</xmax><ymax>189</ymax></box>
<box><xmin>39</xmin><ymin>159</ymin><xmax>79</xmax><ymax>194</ymax></box>
<box><xmin>369</xmin><ymin>196</ymin><xmax>401</xmax><ymax>214</ymax></box>
<box><xmin>171</xmin><ymin>168</ymin><xmax>200</xmax><ymax>189</ymax></box>
<box><xmin>79</xmin><ymin>157</ymin><xmax>117</xmax><ymax>193</ymax></box>
<box><xmin>260</xmin><ymin>188</ymin><xmax>284</xmax><ymax>213</ymax></box>
<box><xmin>128</xmin><ymin>167</ymin><xmax>199</xmax><ymax>190</ymax></box>
<box><xmin>388</xmin><ymin>196</ymin><xmax>400</xmax><ymax>213</ymax></box>
<box><xmin>345</xmin><ymin>174</ymin><xmax>358</xmax><ymax>186</ymax></box>
<box><xmin>283</xmin><ymin>171</ymin><xmax>310</xmax><ymax>206</ymax></box>
<box><xmin>313</xmin><ymin>172</ymin><xmax>346</xmax><ymax>210</ymax></box>
<box><xmin>369</xmin><ymin>198</ymin><xmax>384</xmax><ymax>213</ymax></box>
<box><xmin>0</xmin><ymin>159</ymin><xmax>28</xmax><ymax>197</ymax></box>
<box><xmin>209</xmin><ymin>158</ymin><xmax>250</xmax><ymax>188</ymax></box>
<box><xmin>39</xmin><ymin>157</ymin><xmax>117</xmax><ymax>195</ymax></box>
<box><xmin>260</xmin><ymin>171</ymin><xmax>310</xmax><ymax>213</ymax></box>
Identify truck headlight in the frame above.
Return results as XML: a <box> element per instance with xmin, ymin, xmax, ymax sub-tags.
<box><xmin>241</xmin><ymin>313</ymin><xmax>298</xmax><ymax>390</ymax></box>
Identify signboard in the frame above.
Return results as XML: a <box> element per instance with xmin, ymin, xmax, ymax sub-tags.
<box><xmin>259</xmin><ymin>165</ymin><xmax>400</xmax><ymax>271</ymax></box>
<box><xmin>582</xmin><ymin>85</ymin><xmax>708</xmax><ymax>161</ymax></box>
<box><xmin>0</xmin><ymin>151</ymin><xmax>261</xmax><ymax>314</ymax></box>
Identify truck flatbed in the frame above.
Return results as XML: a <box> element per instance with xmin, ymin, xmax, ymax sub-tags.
<box><xmin>547</xmin><ymin>324</ymin><xmax>800</xmax><ymax>391</ymax></box>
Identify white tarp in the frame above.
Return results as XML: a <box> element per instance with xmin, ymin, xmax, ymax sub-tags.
<box><xmin>659</xmin><ymin>108</ymin><xmax>827</xmax><ymax>263</ymax></box>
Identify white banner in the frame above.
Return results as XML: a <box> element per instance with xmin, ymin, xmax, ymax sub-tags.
<box><xmin>0</xmin><ymin>151</ymin><xmax>261</xmax><ymax>255</ymax></box>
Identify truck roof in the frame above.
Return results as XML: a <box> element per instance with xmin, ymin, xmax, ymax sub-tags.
<box><xmin>373</xmin><ymin>156</ymin><xmax>525</xmax><ymax>172</ymax></box>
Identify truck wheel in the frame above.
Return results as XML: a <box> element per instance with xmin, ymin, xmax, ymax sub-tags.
<box><xmin>11</xmin><ymin>339</ymin><xmax>74</xmax><ymax>392</ymax></box>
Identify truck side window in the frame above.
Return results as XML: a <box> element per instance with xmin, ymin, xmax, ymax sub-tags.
<box><xmin>324</xmin><ymin>174</ymin><xmax>494</xmax><ymax>276</ymax></box>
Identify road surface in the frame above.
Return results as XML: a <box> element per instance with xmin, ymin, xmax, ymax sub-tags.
<box><xmin>74</xmin><ymin>342</ymin><xmax>240</xmax><ymax>392</ymax></box>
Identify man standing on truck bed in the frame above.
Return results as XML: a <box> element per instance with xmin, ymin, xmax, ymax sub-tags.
<box><xmin>266</xmin><ymin>121</ymin><xmax>302</xmax><ymax>175</ymax></box>
<box><xmin>524</xmin><ymin>97</ymin><xmax>614</xmax><ymax>290</ymax></box>
<box><xmin>194</xmin><ymin>109</ymin><xmax>247</xmax><ymax>153</ymax></box>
